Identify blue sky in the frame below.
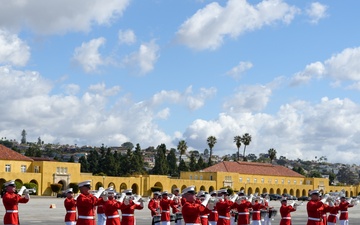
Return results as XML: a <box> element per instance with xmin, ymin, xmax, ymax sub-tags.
<box><xmin>1</xmin><ymin>0</ymin><xmax>360</xmax><ymax>164</ymax></box>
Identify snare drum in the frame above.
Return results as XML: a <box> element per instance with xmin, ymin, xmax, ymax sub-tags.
<box><xmin>170</xmin><ymin>214</ymin><xmax>176</xmax><ymax>222</ymax></box>
<box><xmin>269</xmin><ymin>209</ymin><xmax>277</xmax><ymax>218</ymax></box>
<box><xmin>175</xmin><ymin>213</ymin><xmax>183</xmax><ymax>220</ymax></box>
<box><xmin>260</xmin><ymin>210</ymin><xmax>268</xmax><ymax>219</ymax></box>
<box><xmin>153</xmin><ymin>215</ymin><xmax>161</xmax><ymax>223</ymax></box>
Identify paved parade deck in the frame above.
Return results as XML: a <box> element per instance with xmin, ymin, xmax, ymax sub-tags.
<box><xmin>3</xmin><ymin>197</ymin><xmax>360</xmax><ymax>225</ymax></box>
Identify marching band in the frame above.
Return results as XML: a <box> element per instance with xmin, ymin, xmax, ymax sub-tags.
<box><xmin>1</xmin><ymin>179</ymin><xmax>359</xmax><ymax>225</ymax></box>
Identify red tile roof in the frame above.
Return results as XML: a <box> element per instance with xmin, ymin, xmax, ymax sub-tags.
<box><xmin>202</xmin><ymin>161</ymin><xmax>304</xmax><ymax>177</ymax></box>
<box><xmin>0</xmin><ymin>144</ymin><xmax>33</xmax><ymax>161</ymax></box>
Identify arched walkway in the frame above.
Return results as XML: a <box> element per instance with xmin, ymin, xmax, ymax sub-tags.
<box><xmin>58</xmin><ymin>179</ymin><xmax>66</xmax><ymax>190</ymax></box>
<box><xmin>283</xmin><ymin>188</ymin><xmax>288</xmax><ymax>194</ymax></box>
<box><xmin>131</xmin><ymin>183</ymin><xmax>139</xmax><ymax>194</ymax></box>
<box><xmin>276</xmin><ymin>188</ymin><xmax>281</xmax><ymax>195</ymax></box>
<box><xmin>95</xmin><ymin>182</ymin><xmax>102</xmax><ymax>190</ymax></box>
<box><xmin>108</xmin><ymin>182</ymin><xmax>116</xmax><ymax>189</ymax></box>
<box><xmin>296</xmin><ymin>189</ymin><xmax>300</xmax><ymax>197</ymax></box>
<box><xmin>120</xmin><ymin>183</ymin><xmax>127</xmax><ymax>192</ymax></box>
<box><xmin>247</xmin><ymin>187</ymin><xmax>253</xmax><ymax>195</ymax></box>
<box><xmin>15</xmin><ymin>179</ymin><xmax>23</xmax><ymax>187</ymax></box>
<box><xmin>154</xmin><ymin>182</ymin><xmax>163</xmax><ymax>191</ymax></box>
<box><xmin>262</xmin><ymin>188</ymin><xmax>267</xmax><ymax>194</ymax></box>
<box><xmin>290</xmin><ymin>189</ymin><xmax>294</xmax><ymax>195</ymax></box>
<box><xmin>302</xmin><ymin>189</ymin><xmax>307</xmax><ymax>196</ymax></box>
<box><xmin>171</xmin><ymin>185</ymin><xmax>178</xmax><ymax>192</ymax></box>
<box><xmin>255</xmin><ymin>187</ymin><xmax>260</xmax><ymax>194</ymax></box>
<box><xmin>200</xmin><ymin>185</ymin><xmax>206</xmax><ymax>191</ymax></box>
<box><xmin>269</xmin><ymin>188</ymin><xmax>274</xmax><ymax>194</ymax></box>
<box><xmin>209</xmin><ymin>186</ymin><xmax>214</xmax><ymax>193</ymax></box>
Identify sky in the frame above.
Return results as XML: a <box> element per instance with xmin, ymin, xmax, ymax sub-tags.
<box><xmin>1</xmin><ymin>0</ymin><xmax>360</xmax><ymax>164</ymax></box>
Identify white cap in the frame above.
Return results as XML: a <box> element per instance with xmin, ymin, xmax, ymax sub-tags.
<box><xmin>153</xmin><ymin>191</ymin><xmax>160</xmax><ymax>196</ymax></box>
<box><xmin>238</xmin><ymin>190</ymin><xmax>245</xmax><ymax>196</ymax></box>
<box><xmin>65</xmin><ymin>188</ymin><xmax>74</xmax><ymax>193</ymax></box>
<box><xmin>281</xmin><ymin>196</ymin><xmax>287</xmax><ymax>201</ymax></box>
<box><xmin>162</xmin><ymin>191</ymin><xmax>168</xmax><ymax>195</ymax></box>
<box><xmin>123</xmin><ymin>189</ymin><xmax>133</xmax><ymax>195</ymax></box>
<box><xmin>78</xmin><ymin>180</ymin><xmax>91</xmax><ymax>188</ymax></box>
<box><xmin>4</xmin><ymin>180</ymin><xmax>15</xmax><ymax>187</ymax></box>
<box><xmin>210</xmin><ymin>191</ymin><xmax>217</xmax><ymax>196</ymax></box>
<box><xmin>197</xmin><ymin>191</ymin><xmax>206</xmax><ymax>197</ymax></box>
<box><xmin>173</xmin><ymin>188</ymin><xmax>180</xmax><ymax>192</ymax></box>
<box><xmin>309</xmin><ymin>190</ymin><xmax>320</xmax><ymax>195</ymax></box>
<box><xmin>219</xmin><ymin>189</ymin><xmax>228</xmax><ymax>194</ymax></box>
<box><xmin>106</xmin><ymin>187</ymin><xmax>115</xmax><ymax>193</ymax></box>
<box><xmin>181</xmin><ymin>186</ymin><xmax>196</xmax><ymax>194</ymax></box>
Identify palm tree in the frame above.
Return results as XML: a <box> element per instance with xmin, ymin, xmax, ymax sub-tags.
<box><xmin>241</xmin><ymin>133</ymin><xmax>252</xmax><ymax>161</ymax></box>
<box><xmin>207</xmin><ymin>136</ymin><xmax>217</xmax><ymax>166</ymax></box>
<box><xmin>177</xmin><ymin>140</ymin><xmax>187</xmax><ymax>165</ymax></box>
<box><xmin>268</xmin><ymin>148</ymin><xmax>277</xmax><ymax>164</ymax></box>
<box><xmin>234</xmin><ymin>135</ymin><xmax>242</xmax><ymax>161</ymax></box>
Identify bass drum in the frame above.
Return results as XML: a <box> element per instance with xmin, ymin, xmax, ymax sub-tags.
<box><xmin>269</xmin><ymin>209</ymin><xmax>277</xmax><ymax>218</ymax></box>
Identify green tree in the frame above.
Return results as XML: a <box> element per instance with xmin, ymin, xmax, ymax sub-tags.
<box><xmin>308</xmin><ymin>170</ymin><xmax>322</xmax><ymax>178</ymax></box>
<box><xmin>131</xmin><ymin>144</ymin><xmax>145</xmax><ymax>174</ymax></box>
<box><xmin>177</xmin><ymin>140</ymin><xmax>187</xmax><ymax>166</ymax></box>
<box><xmin>151</xmin><ymin>144</ymin><xmax>169</xmax><ymax>175</ymax></box>
<box><xmin>292</xmin><ymin>166</ymin><xmax>306</xmax><ymax>176</ymax></box>
<box><xmin>37</xmin><ymin>137</ymin><xmax>42</xmax><ymax>145</ymax></box>
<box><xmin>21</xmin><ymin>129</ymin><xmax>27</xmax><ymax>144</ymax></box>
<box><xmin>103</xmin><ymin>148</ymin><xmax>116</xmax><ymax>176</ymax></box>
<box><xmin>167</xmin><ymin>148</ymin><xmax>178</xmax><ymax>177</ymax></box>
<box><xmin>178</xmin><ymin>159</ymin><xmax>189</xmax><ymax>172</ymax></box>
<box><xmin>87</xmin><ymin>149</ymin><xmax>99</xmax><ymax>174</ymax></box>
<box><xmin>337</xmin><ymin>166</ymin><xmax>359</xmax><ymax>185</ymax></box>
<box><xmin>207</xmin><ymin>136</ymin><xmax>217</xmax><ymax>166</ymax></box>
<box><xmin>78</xmin><ymin>156</ymin><xmax>89</xmax><ymax>172</ymax></box>
<box><xmin>241</xmin><ymin>133</ymin><xmax>252</xmax><ymax>161</ymax></box>
<box><xmin>189</xmin><ymin>152</ymin><xmax>197</xmax><ymax>171</ymax></box>
<box><xmin>68</xmin><ymin>155</ymin><xmax>75</xmax><ymax>162</ymax></box>
<box><xmin>197</xmin><ymin>156</ymin><xmax>206</xmax><ymax>170</ymax></box>
<box><xmin>122</xmin><ymin>142</ymin><xmax>134</xmax><ymax>150</ymax></box>
<box><xmin>268</xmin><ymin>148</ymin><xmax>277</xmax><ymax>164</ymax></box>
<box><xmin>234</xmin><ymin>135</ymin><xmax>242</xmax><ymax>161</ymax></box>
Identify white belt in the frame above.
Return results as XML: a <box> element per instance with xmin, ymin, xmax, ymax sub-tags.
<box><xmin>78</xmin><ymin>215</ymin><xmax>95</xmax><ymax>219</ymax></box>
<box><xmin>122</xmin><ymin>214</ymin><xmax>134</xmax><ymax>216</ymax></box>
<box><xmin>185</xmin><ymin>224</ymin><xmax>201</xmax><ymax>225</ymax></box>
<box><xmin>162</xmin><ymin>210</ymin><xmax>170</xmax><ymax>213</ymax></box>
<box><xmin>282</xmin><ymin>217</ymin><xmax>291</xmax><ymax>219</ymax></box>
<box><xmin>308</xmin><ymin>217</ymin><xmax>321</xmax><ymax>221</ymax></box>
<box><xmin>107</xmin><ymin>215</ymin><xmax>120</xmax><ymax>218</ymax></box>
<box><xmin>341</xmin><ymin>211</ymin><xmax>348</xmax><ymax>213</ymax></box>
<box><xmin>6</xmin><ymin>210</ymin><xmax>18</xmax><ymax>213</ymax></box>
<box><xmin>200</xmin><ymin>215</ymin><xmax>208</xmax><ymax>218</ymax></box>
<box><xmin>219</xmin><ymin>216</ymin><xmax>230</xmax><ymax>220</ymax></box>
<box><xmin>67</xmin><ymin>211</ymin><xmax>76</xmax><ymax>213</ymax></box>
<box><xmin>252</xmin><ymin>211</ymin><xmax>260</xmax><ymax>213</ymax></box>
<box><xmin>212</xmin><ymin>211</ymin><xmax>218</xmax><ymax>213</ymax></box>
<box><xmin>237</xmin><ymin>212</ymin><xmax>249</xmax><ymax>215</ymax></box>
<box><xmin>330</xmin><ymin>214</ymin><xmax>337</xmax><ymax>216</ymax></box>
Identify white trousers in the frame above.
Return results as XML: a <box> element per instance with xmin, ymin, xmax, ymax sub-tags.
<box><xmin>252</xmin><ymin>220</ymin><xmax>262</xmax><ymax>225</ymax></box>
<box><xmin>160</xmin><ymin>222</ymin><xmax>170</xmax><ymax>225</ymax></box>
<box><xmin>175</xmin><ymin>219</ymin><xmax>182</xmax><ymax>225</ymax></box>
<box><xmin>209</xmin><ymin>221</ymin><xmax>217</xmax><ymax>225</ymax></box>
<box><xmin>97</xmin><ymin>213</ymin><xmax>106</xmax><ymax>225</ymax></box>
<box><xmin>340</xmin><ymin>220</ymin><xmax>349</xmax><ymax>225</ymax></box>
<box><xmin>231</xmin><ymin>217</ymin><xmax>236</xmax><ymax>225</ymax></box>
<box><xmin>262</xmin><ymin>216</ymin><xmax>271</xmax><ymax>225</ymax></box>
<box><xmin>328</xmin><ymin>223</ymin><xmax>336</xmax><ymax>225</ymax></box>
<box><xmin>65</xmin><ymin>222</ymin><xmax>76</xmax><ymax>225</ymax></box>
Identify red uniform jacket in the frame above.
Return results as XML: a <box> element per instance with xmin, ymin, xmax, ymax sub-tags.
<box><xmin>171</xmin><ymin>196</ymin><xmax>182</xmax><ymax>214</ymax></box>
<box><xmin>208</xmin><ymin>205</ymin><xmax>218</xmax><ymax>222</ymax></box>
<box><xmin>64</xmin><ymin>197</ymin><xmax>77</xmax><ymax>222</ymax></box>
<box><xmin>103</xmin><ymin>198</ymin><xmax>122</xmax><ymax>225</ymax></box>
<box><xmin>182</xmin><ymin>201</ymin><xmax>210</xmax><ymax>224</ymax></box>
<box><xmin>216</xmin><ymin>199</ymin><xmax>233</xmax><ymax>225</ymax></box>
<box><xmin>97</xmin><ymin>197</ymin><xmax>105</xmax><ymax>214</ymax></box>
<box><xmin>279</xmin><ymin>204</ymin><xmax>296</xmax><ymax>225</ymax></box>
<box><xmin>339</xmin><ymin>201</ymin><xmax>353</xmax><ymax>220</ymax></box>
<box><xmin>250</xmin><ymin>202</ymin><xmax>266</xmax><ymax>221</ymax></box>
<box><xmin>231</xmin><ymin>200</ymin><xmax>252</xmax><ymax>225</ymax></box>
<box><xmin>76</xmin><ymin>193</ymin><xmax>98</xmax><ymax>225</ymax></box>
<box><xmin>327</xmin><ymin>205</ymin><xmax>339</xmax><ymax>223</ymax></box>
<box><xmin>160</xmin><ymin>198</ymin><xmax>175</xmax><ymax>222</ymax></box>
<box><xmin>148</xmin><ymin>198</ymin><xmax>160</xmax><ymax>217</ymax></box>
<box><xmin>2</xmin><ymin>192</ymin><xmax>29</xmax><ymax>225</ymax></box>
<box><xmin>120</xmin><ymin>201</ymin><xmax>143</xmax><ymax>225</ymax></box>
<box><xmin>306</xmin><ymin>200</ymin><xmax>324</xmax><ymax>225</ymax></box>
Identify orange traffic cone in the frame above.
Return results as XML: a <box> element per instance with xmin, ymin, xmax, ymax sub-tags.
<box><xmin>49</xmin><ymin>204</ymin><xmax>56</xmax><ymax>208</ymax></box>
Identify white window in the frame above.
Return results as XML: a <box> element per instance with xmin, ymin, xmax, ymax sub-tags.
<box><xmin>200</xmin><ymin>176</ymin><xmax>203</xmax><ymax>180</ymax></box>
<box><xmin>275</xmin><ymin>179</ymin><xmax>278</xmax><ymax>184</ymax></box>
<box><xmin>261</xmin><ymin>178</ymin><xmax>264</xmax><ymax>183</ymax></box>
<box><xmin>34</xmin><ymin>166</ymin><xmax>40</xmax><ymax>173</ymax></box>
<box><xmin>288</xmin><ymin>180</ymin><xmax>291</xmax><ymax>184</ymax></box>
<box><xmin>56</xmin><ymin>167</ymin><xmax>60</xmax><ymax>173</ymax></box>
<box><xmin>282</xmin><ymin>179</ymin><xmax>285</xmax><ymax>184</ymax></box>
<box><xmin>254</xmin><ymin>178</ymin><xmax>257</xmax><ymax>183</ymax></box>
<box><xmin>5</xmin><ymin>164</ymin><xmax>11</xmax><ymax>172</ymax></box>
<box><xmin>190</xmin><ymin>175</ymin><xmax>192</xmax><ymax>180</ymax></box>
<box><xmin>246</xmin><ymin>178</ymin><xmax>250</xmax><ymax>183</ymax></box>
<box><xmin>300</xmin><ymin>180</ymin><xmax>303</xmax><ymax>185</ymax></box>
<box><xmin>64</xmin><ymin>167</ymin><xmax>68</xmax><ymax>174</ymax></box>
<box><xmin>195</xmin><ymin>175</ymin><xmax>198</xmax><ymax>180</ymax></box>
<box><xmin>294</xmin><ymin>180</ymin><xmax>297</xmax><ymax>184</ymax></box>
<box><xmin>21</xmin><ymin>165</ymin><xmax>26</xmax><ymax>173</ymax></box>
<box><xmin>268</xmin><ymin>179</ymin><xmax>272</xmax><ymax>184</ymax></box>
<box><xmin>239</xmin><ymin>177</ymin><xmax>243</xmax><ymax>182</ymax></box>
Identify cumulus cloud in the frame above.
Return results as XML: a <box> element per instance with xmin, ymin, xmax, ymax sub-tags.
<box><xmin>176</xmin><ymin>0</ymin><xmax>299</xmax><ymax>50</ymax></box>
<box><xmin>118</xmin><ymin>29</ymin><xmax>136</xmax><ymax>45</ymax></box>
<box><xmin>290</xmin><ymin>47</ymin><xmax>360</xmax><ymax>86</ymax></box>
<box><xmin>306</xmin><ymin>2</ymin><xmax>328</xmax><ymax>24</ymax></box>
<box><xmin>184</xmin><ymin>97</ymin><xmax>360</xmax><ymax>164</ymax></box>
<box><xmin>0</xmin><ymin>29</ymin><xmax>30</xmax><ymax>66</ymax></box>
<box><xmin>123</xmin><ymin>40</ymin><xmax>160</xmax><ymax>75</ymax></box>
<box><xmin>0</xmin><ymin>0</ymin><xmax>130</xmax><ymax>35</ymax></box>
<box><xmin>226</xmin><ymin>61</ymin><xmax>253</xmax><ymax>79</ymax></box>
<box><xmin>72</xmin><ymin>37</ymin><xmax>107</xmax><ymax>73</ymax></box>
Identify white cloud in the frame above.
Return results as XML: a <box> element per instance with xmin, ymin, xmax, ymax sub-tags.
<box><xmin>306</xmin><ymin>2</ymin><xmax>328</xmax><ymax>24</ymax></box>
<box><xmin>156</xmin><ymin>108</ymin><xmax>170</xmax><ymax>120</ymax></box>
<box><xmin>290</xmin><ymin>61</ymin><xmax>325</xmax><ymax>86</ymax></box>
<box><xmin>72</xmin><ymin>37</ymin><xmax>106</xmax><ymax>73</ymax></box>
<box><xmin>226</xmin><ymin>61</ymin><xmax>253</xmax><ymax>79</ymax></box>
<box><xmin>88</xmin><ymin>83</ymin><xmax>121</xmax><ymax>97</ymax></box>
<box><xmin>0</xmin><ymin>0</ymin><xmax>130</xmax><ymax>35</ymax></box>
<box><xmin>63</xmin><ymin>84</ymin><xmax>80</xmax><ymax>95</ymax></box>
<box><xmin>0</xmin><ymin>29</ymin><xmax>30</xmax><ymax>66</ymax></box>
<box><xmin>176</xmin><ymin>0</ymin><xmax>299</xmax><ymax>50</ymax></box>
<box><xmin>184</xmin><ymin>97</ymin><xmax>360</xmax><ymax>164</ymax></box>
<box><xmin>123</xmin><ymin>40</ymin><xmax>160</xmax><ymax>75</ymax></box>
<box><xmin>118</xmin><ymin>29</ymin><xmax>136</xmax><ymax>45</ymax></box>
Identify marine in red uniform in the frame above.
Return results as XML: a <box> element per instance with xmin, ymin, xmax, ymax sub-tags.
<box><xmin>120</xmin><ymin>189</ymin><xmax>144</xmax><ymax>225</ymax></box>
<box><xmin>159</xmin><ymin>191</ymin><xmax>176</xmax><ymax>225</ymax></box>
<box><xmin>306</xmin><ymin>190</ymin><xmax>324</xmax><ymax>225</ymax></box>
<box><xmin>208</xmin><ymin>191</ymin><xmax>219</xmax><ymax>225</ymax></box>
<box><xmin>231</xmin><ymin>191</ymin><xmax>252</xmax><ymax>225</ymax></box>
<box><xmin>171</xmin><ymin>188</ymin><xmax>183</xmax><ymax>225</ymax></box>
<box><xmin>327</xmin><ymin>200</ymin><xmax>339</xmax><ymax>225</ymax></box>
<box><xmin>181</xmin><ymin>186</ymin><xmax>211</xmax><ymax>225</ymax></box>
<box><xmin>216</xmin><ymin>189</ymin><xmax>234</xmax><ymax>225</ymax></box>
<box><xmin>76</xmin><ymin>180</ymin><xmax>101</xmax><ymax>225</ymax></box>
<box><xmin>250</xmin><ymin>197</ymin><xmax>266</xmax><ymax>225</ymax></box>
<box><xmin>103</xmin><ymin>187</ymin><xmax>122</xmax><ymax>225</ymax></box>
<box><xmin>148</xmin><ymin>192</ymin><xmax>161</xmax><ymax>225</ymax></box>
<box><xmin>64</xmin><ymin>188</ymin><xmax>77</xmax><ymax>225</ymax></box>
<box><xmin>2</xmin><ymin>180</ymin><xmax>30</xmax><ymax>225</ymax></box>
<box><xmin>339</xmin><ymin>196</ymin><xmax>354</xmax><ymax>225</ymax></box>
<box><xmin>195</xmin><ymin>191</ymin><xmax>209</xmax><ymax>225</ymax></box>
<box><xmin>279</xmin><ymin>198</ymin><xmax>296</xmax><ymax>225</ymax></box>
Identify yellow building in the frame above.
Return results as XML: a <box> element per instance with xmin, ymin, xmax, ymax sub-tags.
<box><xmin>0</xmin><ymin>144</ymin><xmax>358</xmax><ymax>197</ymax></box>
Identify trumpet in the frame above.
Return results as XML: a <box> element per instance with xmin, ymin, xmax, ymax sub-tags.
<box><xmin>17</xmin><ymin>186</ymin><xmax>36</xmax><ymax>195</ymax></box>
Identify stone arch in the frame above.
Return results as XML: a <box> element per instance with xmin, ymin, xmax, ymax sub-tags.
<box><xmin>57</xmin><ymin>179</ymin><xmax>66</xmax><ymax>190</ymax></box>
<box><xmin>15</xmin><ymin>179</ymin><xmax>23</xmax><ymax>186</ymax></box>
<box><xmin>262</xmin><ymin>188</ymin><xmax>267</xmax><ymax>194</ymax></box>
<box><xmin>247</xmin><ymin>187</ymin><xmax>253</xmax><ymax>195</ymax></box>
<box><xmin>120</xmin><ymin>183</ymin><xmax>127</xmax><ymax>192</ymax></box>
<box><xmin>209</xmin><ymin>186</ymin><xmax>214</xmax><ymax>193</ymax></box>
<box><xmin>290</xmin><ymin>189</ymin><xmax>294</xmax><ymax>195</ymax></box>
<box><xmin>240</xmin><ymin>186</ymin><xmax>245</xmax><ymax>192</ymax></box>
<box><xmin>154</xmin><ymin>182</ymin><xmax>163</xmax><ymax>191</ymax></box>
<box><xmin>350</xmin><ymin>191</ymin><xmax>354</xmax><ymax>197</ymax></box>
<box><xmin>95</xmin><ymin>182</ymin><xmax>102</xmax><ymax>190</ymax></box>
<box><xmin>255</xmin><ymin>187</ymin><xmax>260</xmax><ymax>194</ymax></box>
<box><xmin>30</xmin><ymin>179</ymin><xmax>38</xmax><ymax>185</ymax></box>
<box><xmin>108</xmin><ymin>182</ymin><xmax>116</xmax><ymax>189</ymax></box>
<box><xmin>200</xmin><ymin>185</ymin><xmax>206</xmax><ymax>191</ymax></box>
<box><xmin>283</xmin><ymin>188</ymin><xmax>288</xmax><ymax>194</ymax></box>
<box><xmin>302</xmin><ymin>189</ymin><xmax>307</xmax><ymax>196</ymax></box>
<box><xmin>296</xmin><ymin>189</ymin><xmax>300</xmax><ymax>197</ymax></box>
<box><xmin>269</xmin><ymin>188</ymin><xmax>274</xmax><ymax>194</ymax></box>
<box><xmin>276</xmin><ymin>188</ymin><xmax>281</xmax><ymax>195</ymax></box>
<box><xmin>329</xmin><ymin>190</ymin><xmax>333</xmax><ymax>192</ymax></box>
<box><xmin>335</xmin><ymin>190</ymin><xmax>338</xmax><ymax>192</ymax></box>
<box><xmin>131</xmin><ymin>183</ymin><xmax>139</xmax><ymax>195</ymax></box>
<box><xmin>171</xmin><ymin>185</ymin><xmax>178</xmax><ymax>192</ymax></box>
<box><xmin>181</xmin><ymin>185</ymin><xmax>187</xmax><ymax>191</ymax></box>
<box><xmin>346</xmin><ymin>191</ymin><xmax>349</xmax><ymax>197</ymax></box>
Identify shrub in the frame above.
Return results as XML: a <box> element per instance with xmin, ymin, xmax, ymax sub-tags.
<box><xmin>69</xmin><ymin>183</ymin><xmax>79</xmax><ymax>193</ymax></box>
